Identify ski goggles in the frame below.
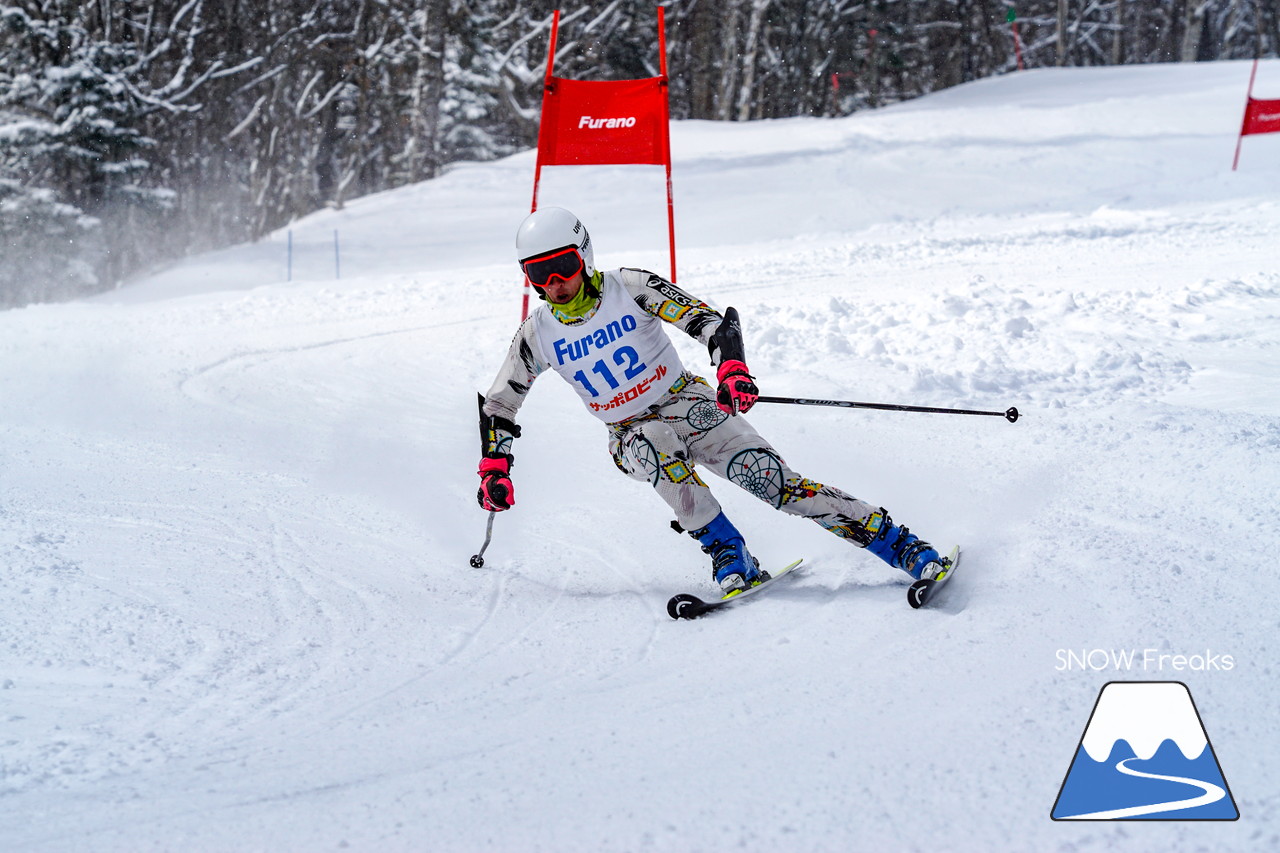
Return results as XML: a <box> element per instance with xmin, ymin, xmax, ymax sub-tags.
<box><xmin>522</xmin><ymin>247</ymin><xmax>583</xmax><ymax>288</ymax></box>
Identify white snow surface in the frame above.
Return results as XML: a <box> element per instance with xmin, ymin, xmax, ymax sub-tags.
<box><xmin>4</xmin><ymin>62</ymin><xmax>1280</xmax><ymax>851</ymax></box>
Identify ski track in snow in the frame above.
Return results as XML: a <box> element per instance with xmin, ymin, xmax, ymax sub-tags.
<box><xmin>3</xmin><ymin>62</ymin><xmax>1280</xmax><ymax>852</ymax></box>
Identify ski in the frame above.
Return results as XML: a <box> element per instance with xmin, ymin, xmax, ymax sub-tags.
<box><xmin>907</xmin><ymin>545</ymin><xmax>961</xmax><ymax>609</ymax></box>
<box><xmin>667</xmin><ymin>558</ymin><xmax>804</xmax><ymax>620</ymax></box>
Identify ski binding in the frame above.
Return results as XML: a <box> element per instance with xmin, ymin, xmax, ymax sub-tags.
<box><xmin>667</xmin><ymin>558</ymin><xmax>804</xmax><ymax>620</ymax></box>
<box><xmin>907</xmin><ymin>545</ymin><xmax>961</xmax><ymax>609</ymax></box>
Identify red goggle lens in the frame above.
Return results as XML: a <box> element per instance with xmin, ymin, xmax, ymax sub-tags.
<box><xmin>522</xmin><ymin>248</ymin><xmax>583</xmax><ymax>288</ymax></box>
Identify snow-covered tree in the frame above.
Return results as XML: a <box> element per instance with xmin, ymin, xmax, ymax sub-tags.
<box><xmin>0</xmin><ymin>175</ymin><xmax>102</xmax><ymax>308</ymax></box>
<box><xmin>0</xmin><ymin>1</ymin><xmax>229</xmax><ymax>300</ymax></box>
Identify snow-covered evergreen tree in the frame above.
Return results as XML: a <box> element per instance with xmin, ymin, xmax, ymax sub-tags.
<box><xmin>0</xmin><ymin>3</ymin><xmax>171</xmax><ymax>301</ymax></box>
<box><xmin>0</xmin><ymin>174</ymin><xmax>102</xmax><ymax>308</ymax></box>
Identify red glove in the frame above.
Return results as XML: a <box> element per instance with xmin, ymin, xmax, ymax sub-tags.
<box><xmin>477</xmin><ymin>456</ymin><xmax>514</xmax><ymax>511</ymax></box>
<box><xmin>716</xmin><ymin>359</ymin><xmax>758</xmax><ymax>415</ymax></box>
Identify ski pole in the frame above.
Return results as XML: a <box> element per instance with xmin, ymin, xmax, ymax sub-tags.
<box><xmin>756</xmin><ymin>395</ymin><xmax>1020</xmax><ymax>423</ymax></box>
<box><xmin>469</xmin><ymin>510</ymin><xmax>496</xmax><ymax>568</ymax></box>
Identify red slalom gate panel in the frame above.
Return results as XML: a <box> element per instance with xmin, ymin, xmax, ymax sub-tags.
<box><xmin>524</xmin><ymin>8</ymin><xmax>677</xmax><ymax>319</ymax></box>
<box><xmin>536</xmin><ymin>76</ymin><xmax>669</xmax><ymax>167</ymax></box>
<box><xmin>1233</xmin><ymin>59</ymin><xmax>1280</xmax><ymax>170</ymax></box>
<box><xmin>1241</xmin><ymin>96</ymin><xmax>1280</xmax><ymax>136</ymax></box>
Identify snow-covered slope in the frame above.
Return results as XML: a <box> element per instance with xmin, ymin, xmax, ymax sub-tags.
<box><xmin>3</xmin><ymin>61</ymin><xmax>1279</xmax><ymax>852</ymax></box>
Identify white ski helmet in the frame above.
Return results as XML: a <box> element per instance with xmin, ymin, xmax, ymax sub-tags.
<box><xmin>515</xmin><ymin>207</ymin><xmax>595</xmax><ymax>278</ymax></box>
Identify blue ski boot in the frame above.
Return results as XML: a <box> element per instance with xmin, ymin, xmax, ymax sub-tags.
<box><xmin>689</xmin><ymin>512</ymin><xmax>765</xmax><ymax>594</ymax></box>
<box><xmin>862</xmin><ymin>509</ymin><xmax>945</xmax><ymax>580</ymax></box>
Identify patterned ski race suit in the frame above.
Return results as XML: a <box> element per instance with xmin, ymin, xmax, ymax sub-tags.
<box><xmin>481</xmin><ymin>267</ymin><xmax>889</xmax><ymax>547</ymax></box>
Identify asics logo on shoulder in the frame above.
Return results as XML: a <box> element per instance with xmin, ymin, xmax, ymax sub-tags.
<box><xmin>649</xmin><ymin>278</ymin><xmax>696</xmax><ymax>307</ymax></box>
<box><xmin>552</xmin><ymin>314</ymin><xmax>639</xmax><ymax>364</ymax></box>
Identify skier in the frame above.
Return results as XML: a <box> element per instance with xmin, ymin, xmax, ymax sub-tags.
<box><xmin>477</xmin><ymin>207</ymin><xmax>950</xmax><ymax>595</ymax></box>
